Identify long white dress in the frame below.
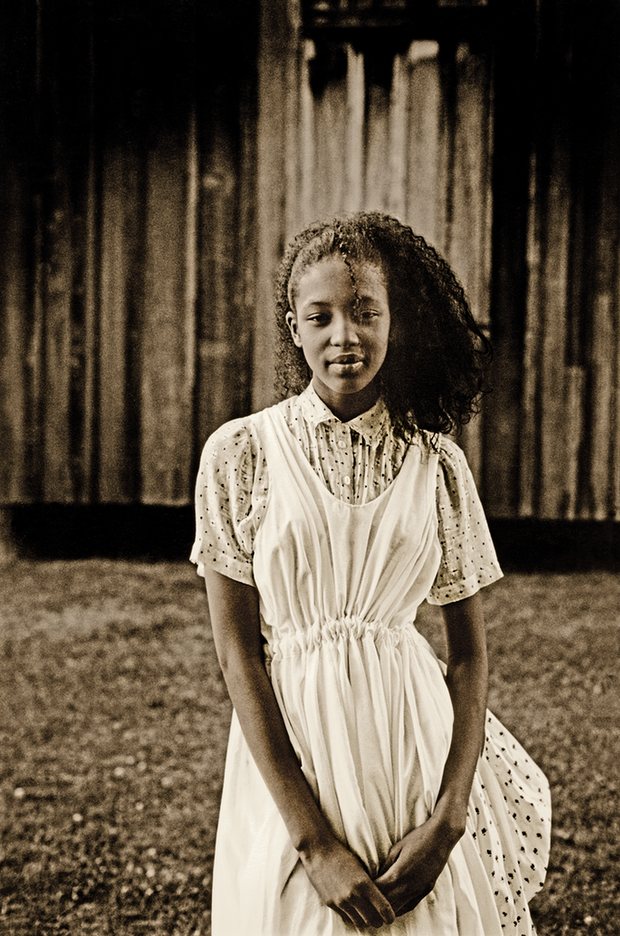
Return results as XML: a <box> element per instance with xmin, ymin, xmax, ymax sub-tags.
<box><xmin>191</xmin><ymin>393</ymin><xmax>551</xmax><ymax>936</ymax></box>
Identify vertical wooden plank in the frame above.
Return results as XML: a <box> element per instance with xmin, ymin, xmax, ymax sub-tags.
<box><xmin>588</xmin><ymin>157</ymin><xmax>618</xmax><ymax>520</ymax></box>
<box><xmin>0</xmin><ymin>184</ymin><xmax>30</xmax><ymax>499</ymax></box>
<box><xmin>236</xmin><ymin>21</ymin><xmax>259</xmax><ymax>432</ymax></box>
<box><xmin>78</xmin><ymin>2</ymin><xmax>97</xmax><ymax>503</ymax></box>
<box><xmin>197</xmin><ymin>42</ymin><xmax>243</xmax><ymax>442</ymax></box>
<box><xmin>253</xmin><ymin>0</ymin><xmax>300</xmax><ymax>410</ymax></box>
<box><xmin>0</xmin><ymin>2</ymin><xmax>34</xmax><ymax>502</ymax></box>
<box><xmin>387</xmin><ymin>50</ymin><xmax>408</xmax><ymax>219</ymax></box>
<box><xmin>96</xmin><ymin>0</ymin><xmax>144</xmax><ymax>502</ymax></box>
<box><xmin>141</xmin><ymin>117</ymin><xmax>198</xmax><ymax>504</ymax></box>
<box><xmin>614</xmin><ymin>254</ymin><xmax>620</xmax><ymax>521</ymax></box>
<box><xmin>314</xmin><ymin>53</ymin><xmax>348</xmax><ymax>218</ymax></box>
<box><xmin>446</xmin><ymin>42</ymin><xmax>493</xmax><ymax>484</ymax></box>
<box><xmin>485</xmin><ymin>0</ymin><xmax>538</xmax><ymax>518</ymax></box>
<box><xmin>364</xmin><ymin>55</ymin><xmax>391</xmax><ymax>211</ymax></box>
<box><xmin>0</xmin><ymin>159</ymin><xmax>29</xmax><ymax>501</ymax></box>
<box><xmin>30</xmin><ymin>0</ymin><xmax>45</xmax><ymax>502</ymax></box>
<box><xmin>519</xmin><ymin>147</ymin><xmax>542</xmax><ymax>518</ymax></box>
<box><xmin>284</xmin><ymin>37</ymin><xmax>302</xmax><ymax>242</ymax></box>
<box><xmin>138</xmin><ymin>0</ymin><xmax>199</xmax><ymax>504</ymax></box>
<box><xmin>564</xmin><ymin>366</ymin><xmax>586</xmax><ymax>519</ymax></box>
<box><xmin>580</xmin><ymin>0</ymin><xmax>620</xmax><ymax>521</ymax></box>
<box><xmin>343</xmin><ymin>44</ymin><xmax>365</xmax><ymax>214</ymax></box>
<box><xmin>34</xmin><ymin>0</ymin><xmax>98</xmax><ymax>503</ymax></box>
<box><xmin>520</xmin><ymin>0</ymin><xmax>575</xmax><ymax>520</ymax></box>
<box><xmin>538</xmin><ymin>139</ymin><xmax>571</xmax><ymax>518</ymax></box>
<box><xmin>448</xmin><ymin>43</ymin><xmax>492</xmax><ymax>326</ymax></box>
<box><xmin>299</xmin><ymin>39</ymin><xmax>317</xmax><ymax>228</ymax></box>
<box><xmin>98</xmin><ymin>142</ymin><xmax>139</xmax><ymax>502</ymax></box>
<box><xmin>40</xmin><ymin>0</ymin><xmax>74</xmax><ymax>502</ymax></box>
<box><xmin>406</xmin><ymin>41</ymin><xmax>444</xmax><ymax>250</ymax></box>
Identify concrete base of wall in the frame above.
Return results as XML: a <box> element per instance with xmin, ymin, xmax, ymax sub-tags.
<box><xmin>4</xmin><ymin>506</ymin><xmax>619</xmax><ymax>572</ymax></box>
<box><xmin>0</xmin><ymin>509</ymin><xmax>16</xmax><ymax>563</ymax></box>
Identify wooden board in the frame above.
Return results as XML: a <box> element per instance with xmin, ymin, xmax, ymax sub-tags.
<box><xmin>406</xmin><ymin>41</ymin><xmax>444</xmax><ymax>248</ymax></box>
<box><xmin>0</xmin><ymin>1</ymin><xmax>34</xmax><ymax>502</ymax></box>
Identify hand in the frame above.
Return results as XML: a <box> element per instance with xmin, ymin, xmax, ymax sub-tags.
<box><xmin>374</xmin><ymin>815</ymin><xmax>459</xmax><ymax>917</ymax></box>
<box><xmin>300</xmin><ymin>837</ymin><xmax>396</xmax><ymax>929</ymax></box>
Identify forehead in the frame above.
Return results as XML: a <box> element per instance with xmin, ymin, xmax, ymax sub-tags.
<box><xmin>294</xmin><ymin>256</ymin><xmax>387</xmax><ymax>308</ymax></box>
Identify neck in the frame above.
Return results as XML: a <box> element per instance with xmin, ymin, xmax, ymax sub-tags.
<box><xmin>311</xmin><ymin>377</ymin><xmax>380</xmax><ymax>422</ymax></box>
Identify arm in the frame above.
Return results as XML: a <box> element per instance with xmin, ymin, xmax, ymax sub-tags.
<box><xmin>204</xmin><ymin>568</ymin><xmax>395</xmax><ymax>929</ymax></box>
<box><xmin>375</xmin><ymin>591</ymin><xmax>488</xmax><ymax>915</ymax></box>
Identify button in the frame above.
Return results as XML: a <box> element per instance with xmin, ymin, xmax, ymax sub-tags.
<box><xmin>343</xmin><ymin>475</ymin><xmax>351</xmax><ymax>485</ymax></box>
<box><xmin>337</xmin><ymin>440</ymin><xmax>347</xmax><ymax>450</ymax></box>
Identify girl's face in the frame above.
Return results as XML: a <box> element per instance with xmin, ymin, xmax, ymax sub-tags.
<box><xmin>286</xmin><ymin>255</ymin><xmax>390</xmax><ymax>419</ymax></box>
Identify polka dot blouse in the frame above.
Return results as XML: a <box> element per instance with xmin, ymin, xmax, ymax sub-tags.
<box><xmin>190</xmin><ymin>384</ymin><xmax>503</xmax><ymax>604</ymax></box>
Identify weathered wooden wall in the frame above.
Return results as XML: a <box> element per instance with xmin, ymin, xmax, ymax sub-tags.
<box><xmin>254</xmin><ymin>0</ymin><xmax>620</xmax><ymax>520</ymax></box>
<box><xmin>0</xmin><ymin>0</ymin><xmax>257</xmax><ymax>505</ymax></box>
<box><xmin>1</xmin><ymin>0</ymin><xmax>619</xmax><ymax>520</ymax></box>
<box><xmin>255</xmin><ymin>6</ymin><xmax>493</xmax><ymax>481</ymax></box>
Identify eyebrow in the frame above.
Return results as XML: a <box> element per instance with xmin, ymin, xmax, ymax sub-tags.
<box><xmin>302</xmin><ymin>294</ymin><xmax>384</xmax><ymax>309</ymax></box>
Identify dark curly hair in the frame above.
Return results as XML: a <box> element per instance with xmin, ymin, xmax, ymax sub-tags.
<box><xmin>274</xmin><ymin>211</ymin><xmax>492</xmax><ymax>438</ymax></box>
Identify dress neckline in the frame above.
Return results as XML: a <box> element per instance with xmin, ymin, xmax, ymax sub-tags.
<box><xmin>270</xmin><ymin>406</ymin><xmax>418</xmax><ymax>511</ymax></box>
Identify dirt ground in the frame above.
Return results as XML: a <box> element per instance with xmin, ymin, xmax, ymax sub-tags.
<box><xmin>0</xmin><ymin>562</ymin><xmax>617</xmax><ymax>935</ymax></box>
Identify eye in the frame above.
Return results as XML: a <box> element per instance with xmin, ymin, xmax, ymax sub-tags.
<box><xmin>356</xmin><ymin>308</ymin><xmax>380</xmax><ymax>321</ymax></box>
<box><xmin>307</xmin><ymin>312</ymin><xmax>330</xmax><ymax>324</ymax></box>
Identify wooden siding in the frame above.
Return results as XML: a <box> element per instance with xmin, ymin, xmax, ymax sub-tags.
<box><xmin>256</xmin><ymin>5</ymin><xmax>494</xmax><ymax>486</ymax></box>
<box><xmin>1</xmin><ymin>0</ymin><xmax>619</xmax><ymax>520</ymax></box>
<box><xmin>0</xmin><ymin>0</ymin><xmax>257</xmax><ymax>505</ymax></box>
<box><xmin>255</xmin><ymin>0</ymin><xmax>620</xmax><ymax>520</ymax></box>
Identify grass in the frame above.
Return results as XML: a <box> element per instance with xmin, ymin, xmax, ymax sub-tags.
<box><xmin>0</xmin><ymin>562</ymin><xmax>618</xmax><ymax>935</ymax></box>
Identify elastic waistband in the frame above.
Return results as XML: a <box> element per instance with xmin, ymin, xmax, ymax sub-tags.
<box><xmin>264</xmin><ymin>615</ymin><xmax>417</xmax><ymax>661</ymax></box>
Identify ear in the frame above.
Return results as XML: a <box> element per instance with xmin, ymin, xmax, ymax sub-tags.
<box><xmin>286</xmin><ymin>309</ymin><xmax>303</xmax><ymax>348</ymax></box>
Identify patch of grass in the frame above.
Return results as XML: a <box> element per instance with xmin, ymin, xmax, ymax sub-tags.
<box><xmin>0</xmin><ymin>563</ymin><xmax>618</xmax><ymax>935</ymax></box>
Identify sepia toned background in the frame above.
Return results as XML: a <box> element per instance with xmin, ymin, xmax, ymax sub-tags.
<box><xmin>1</xmin><ymin>0</ymin><xmax>619</xmax><ymax>521</ymax></box>
<box><xmin>0</xmin><ymin>1</ymin><xmax>618</xmax><ymax>934</ymax></box>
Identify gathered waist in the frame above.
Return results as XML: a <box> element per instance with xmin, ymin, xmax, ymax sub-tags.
<box><xmin>263</xmin><ymin>614</ymin><xmax>418</xmax><ymax>662</ymax></box>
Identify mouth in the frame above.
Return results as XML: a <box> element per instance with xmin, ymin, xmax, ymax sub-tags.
<box><xmin>330</xmin><ymin>354</ymin><xmax>364</xmax><ymax>365</ymax></box>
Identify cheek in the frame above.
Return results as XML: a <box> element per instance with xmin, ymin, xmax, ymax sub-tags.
<box><xmin>377</xmin><ymin>322</ymin><xmax>391</xmax><ymax>359</ymax></box>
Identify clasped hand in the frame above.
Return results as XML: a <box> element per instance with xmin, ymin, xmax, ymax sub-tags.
<box><xmin>301</xmin><ymin>815</ymin><xmax>456</xmax><ymax>927</ymax></box>
<box><xmin>374</xmin><ymin>814</ymin><xmax>455</xmax><ymax>917</ymax></box>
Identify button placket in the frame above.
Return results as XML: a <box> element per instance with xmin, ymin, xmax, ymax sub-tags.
<box><xmin>338</xmin><ymin>425</ymin><xmax>354</xmax><ymax>499</ymax></box>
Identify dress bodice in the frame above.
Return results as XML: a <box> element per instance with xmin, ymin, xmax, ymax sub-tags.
<box><xmin>252</xmin><ymin>407</ymin><xmax>442</xmax><ymax>661</ymax></box>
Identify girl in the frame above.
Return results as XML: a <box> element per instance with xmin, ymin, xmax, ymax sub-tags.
<box><xmin>191</xmin><ymin>212</ymin><xmax>551</xmax><ymax>935</ymax></box>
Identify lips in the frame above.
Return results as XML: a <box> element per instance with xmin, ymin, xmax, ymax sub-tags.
<box><xmin>330</xmin><ymin>354</ymin><xmax>364</xmax><ymax>364</ymax></box>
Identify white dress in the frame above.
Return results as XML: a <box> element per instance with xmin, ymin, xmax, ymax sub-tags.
<box><xmin>191</xmin><ymin>390</ymin><xmax>551</xmax><ymax>936</ymax></box>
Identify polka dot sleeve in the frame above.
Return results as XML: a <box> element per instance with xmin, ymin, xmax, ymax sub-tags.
<box><xmin>190</xmin><ymin>418</ymin><xmax>265</xmax><ymax>587</ymax></box>
<box><xmin>427</xmin><ymin>436</ymin><xmax>503</xmax><ymax>605</ymax></box>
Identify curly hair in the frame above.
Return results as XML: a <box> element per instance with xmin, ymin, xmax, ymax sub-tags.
<box><xmin>274</xmin><ymin>211</ymin><xmax>492</xmax><ymax>438</ymax></box>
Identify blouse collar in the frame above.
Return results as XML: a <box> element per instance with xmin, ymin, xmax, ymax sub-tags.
<box><xmin>298</xmin><ymin>383</ymin><xmax>391</xmax><ymax>445</ymax></box>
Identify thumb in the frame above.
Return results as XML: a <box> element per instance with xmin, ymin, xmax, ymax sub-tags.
<box><xmin>377</xmin><ymin>842</ymin><xmax>402</xmax><ymax>878</ymax></box>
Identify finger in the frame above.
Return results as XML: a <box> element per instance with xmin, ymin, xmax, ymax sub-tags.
<box><xmin>341</xmin><ymin>901</ymin><xmax>366</xmax><ymax>929</ymax></box>
<box><xmin>374</xmin><ymin>867</ymin><xmax>398</xmax><ymax>890</ymax></box>
<box><xmin>329</xmin><ymin>903</ymin><xmax>359</xmax><ymax>928</ymax></box>
<box><xmin>396</xmin><ymin>896</ymin><xmax>422</xmax><ymax>917</ymax></box>
<box><xmin>351</xmin><ymin>900</ymin><xmax>385</xmax><ymax>930</ymax></box>
<box><xmin>364</xmin><ymin>883</ymin><xmax>397</xmax><ymax>926</ymax></box>
<box><xmin>395</xmin><ymin>884</ymin><xmax>434</xmax><ymax>917</ymax></box>
<box><xmin>377</xmin><ymin>845</ymin><xmax>401</xmax><ymax>877</ymax></box>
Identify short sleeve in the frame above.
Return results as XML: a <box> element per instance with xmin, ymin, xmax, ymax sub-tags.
<box><xmin>189</xmin><ymin>418</ymin><xmax>267</xmax><ymax>586</ymax></box>
<box><xmin>427</xmin><ymin>436</ymin><xmax>503</xmax><ymax>605</ymax></box>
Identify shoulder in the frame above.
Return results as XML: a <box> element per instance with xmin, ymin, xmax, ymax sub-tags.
<box><xmin>432</xmin><ymin>434</ymin><xmax>480</xmax><ymax>509</ymax></box>
<box><xmin>198</xmin><ymin>405</ymin><xmax>281</xmax><ymax>462</ymax></box>
<box><xmin>433</xmin><ymin>434</ymin><xmax>471</xmax><ymax>479</ymax></box>
<box><xmin>413</xmin><ymin>431</ymin><xmax>470</xmax><ymax>473</ymax></box>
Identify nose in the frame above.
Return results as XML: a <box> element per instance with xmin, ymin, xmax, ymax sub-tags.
<box><xmin>330</xmin><ymin>312</ymin><xmax>360</xmax><ymax>347</ymax></box>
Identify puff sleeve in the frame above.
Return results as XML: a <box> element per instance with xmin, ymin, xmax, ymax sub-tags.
<box><xmin>190</xmin><ymin>417</ymin><xmax>267</xmax><ymax>587</ymax></box>
<box><xmin>427</xmin><ymin>436</ymin><xmax>503</xmax><ymax>605</ymax></box>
